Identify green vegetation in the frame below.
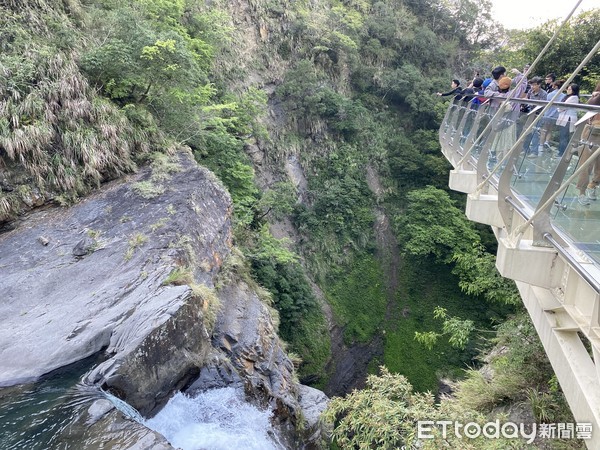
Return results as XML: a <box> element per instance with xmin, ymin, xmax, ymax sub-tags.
<box><xmin>395</xmin><ymin>186</ymin><xmax>481</xmax><ymax>264</ymax></box>
<box><xmin>84</xmin><ymin>228</ymin><xmax>105</xmax><ymax>253</ymax></box>
<box><xmin>292</xmin><ymin>158</ymin><xmax>375</xmax><ymax>271</ymax></box>
<box><xmin>325</xmin><ymin>254</ymin><xmax>387</xmax><ymax>344</ymax></box>
<box><xmin>0</xmin><ymin>2</ymin><xmax>157</xmax><ymax>218</ymax></box>
<box><xmin>3</xmin><ymin>1</ymin><xmax>598</xmax><ymax>447</ymax></box>
<box><xmin>381</xmin><ymin>184</ymin><xmax>519</xmax><ymax>393</ymax></box>
<box><xmin>124</xmin><ymin>232</ymin><xmax>148</xmax><ymax>261</ymax></box>
<box><xmin>326</xmin><ymin>305</ymin><xmax>583</xmax><ymax>449</ymax></box>
<box><xmin>132</xmin><ymin>180</ymin><xmax>165</xmax><ymax>199</ymax></box>
<box><xmin>384</xmin><ymin>257</ymin><xmax>511</xmax><ymax>393</ymax></box>
<box><xmin>323</xmin><ymin>366</ymin><xmax>511</xmax><ymax>450</ymax></box>
<box><xmin>494</xmin><ymin>9</ymin><xmax>600</xmax><ymax>92</ymax></box>
<box><xmin>414</xmin><ymin>306</ymin><xmax>475</xmax><ymax>351</ymax></box>
<box><xmin>0</xmin><ymin>0</ymin><xmax>498</xmax><ymax>389</ymax></box>
<box><xmin>162</xmin><ymin>265</ymin><xmax>221</xmax><ymax>332</ymax></box>
<box><xmin>324</xmin><ymin>360</ymin><xmax>584</xmax><ymax>449</ymax></box>
<box><xmin>149</xmin><ymin>217</ymin><xmax>169</xmax><ymax>232</ymax></box>
<box><xmin>162</xmin><ymin>266</ymin><xmax>195</xmax><ymax>286</ymax></box>
<box><xmin>191</xmin><ymin>283</ymin><xmax>221</xmax><ymax>333</ymax></box>
<box><xmin>247</xmin><ymin>226</ymin><xmax>329</xmax><ymax>382</ymax></box>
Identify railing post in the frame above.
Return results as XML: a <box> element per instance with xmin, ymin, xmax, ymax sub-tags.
<box><xmin>532</xmin><ymin>124</ymin><xmax>586</xmax><ymax>247</ymax></box>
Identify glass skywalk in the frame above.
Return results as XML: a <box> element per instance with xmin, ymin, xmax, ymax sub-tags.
<box><xmin>440</xmin><ymin>97</ymin><xmax>600</xmax><ymax>265</ymax></box>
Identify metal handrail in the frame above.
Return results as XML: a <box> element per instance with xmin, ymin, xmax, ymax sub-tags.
<box><xmin>459</xmin><ymin>96</ymin><xmax>600</xmax><ymax>113</ymax></box>
<box><xmin>503</xmin><ymin>195</ymin><xmax>600</xmax><ymax>294</ymax></box>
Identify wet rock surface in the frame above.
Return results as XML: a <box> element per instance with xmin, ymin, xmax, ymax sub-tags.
<box><xmin>62</xmin><ymin>407</ymin><xmax>173</xmax><ymax>450</ymax></box>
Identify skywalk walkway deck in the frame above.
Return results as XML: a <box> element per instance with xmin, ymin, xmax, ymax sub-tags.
<box><xmin>440</xmin><ymin>97</ymin><xmax>600</xmax><ymax>449</ymax></box>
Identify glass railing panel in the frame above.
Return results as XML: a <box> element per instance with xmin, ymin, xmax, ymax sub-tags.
<box><xmin>457</xmin><ymin>105</ymin><xmax>479</xmax><ymax>153</ymax></box>
<box><xmin>510</xmin><ymin>151</ymin><xmax>566</xmax><ymax>208</ymax></box>
<box><xmin>511</xmin><ymin>105</ymin><xmax>585</xmax><ymax>209</ymax></box>
<box><xmin>511</xmin><ymin>152</ymin><xmax>580</xmax><ymax>215</ymax></box>
<box><xmin>511</xmin><ymin>102</ymin><xmax>599</xmax><ymax>265</ymax></box>
<box><xmin>550</xmin><ymin>148</ymin><xmax>600</xmax><ymax>265</ymax></box>
<box><xmin>486</xmin><ymin>102</ymin><xmax>522</xmax><ymax>176</ymax></box>
<box><xmin>442</xmin><ymin>101</ymin><xmax>463</xmax><ymax>140</ymax></box>
<box><xmin>447</xmin><ymin>102</ymin><xmax>472</xmax><ymax>152</ymax></box>
<box><xmin>440</xmin><ymin>99</ymin><xmax>600</xmax><ymax>267</ymax></box>
<box><xmin>470</xmin><ymin>103</ymin><xmax>494</xmax><ymax>162</ymax></box>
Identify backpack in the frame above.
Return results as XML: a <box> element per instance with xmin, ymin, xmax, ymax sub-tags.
<box><xmin>473</xmin><ymin>88</ymin><xmax>486</xmax><ymax>106</ymax></box>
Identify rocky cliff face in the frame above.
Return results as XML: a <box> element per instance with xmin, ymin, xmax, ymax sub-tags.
<box><xmin>215</xmin><ymin>0</ymin><xmax>390</xmax><ymax>395</ymax></box>
<box><xmin>0</xmin><ymin>150</ymin><xmax>327</xmax><ymax>448</ymax></box>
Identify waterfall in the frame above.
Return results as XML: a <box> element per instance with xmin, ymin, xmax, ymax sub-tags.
<box><xmin>144</xmin><ymin>387</ymin><xmax>286</xmax><ymax>450</ymax></box>
<box><xmin>1</xmin><ymin>374</ymin><xmax>286</xmax><ymax>449</ymax></box>
<box><xmin>100</xmin><ymin>388</ymin><xmax>145</xmax><ymax>423</ymax></box>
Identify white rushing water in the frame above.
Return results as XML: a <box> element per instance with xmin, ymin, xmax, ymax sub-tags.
<box><xmin>144</xmin><ymin>387</ymin><xmax>285</xmax><ymax>450</ymax></box>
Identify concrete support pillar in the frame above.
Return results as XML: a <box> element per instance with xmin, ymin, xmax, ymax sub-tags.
<box><xmin>465</xmin><ymin>193</ymin><xmax>504</xmax><ymax>228</ymax></box>
<box><xmin>496</xmin><ymin>237</ymin><xmax>565</xmax><ymax>289</ymax></box>
<box><xmin>449</xmin><ymin>169</ymin><xmax>477</xmax><ymax>194</ymax></box>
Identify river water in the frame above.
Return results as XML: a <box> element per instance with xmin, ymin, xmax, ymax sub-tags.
<box><xmin>0</xmin><ymin>357</ymin><xmax>284</xmax><ymax>449</ymax></box>
<box><xmin>0</xmin><ymin>355</ymin><xmax>104</xmax><ymax>449</ymax></box>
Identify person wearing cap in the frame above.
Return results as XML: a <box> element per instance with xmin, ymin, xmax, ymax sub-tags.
<box><xmin>498</xmin><ymin>76</ymin><xmax>512</xmax><ymax>92</ymax></box>
<box><xmin>494</xmin><ymin>75</ymin><xmax>515</xmax><ymax>109</ymax></box>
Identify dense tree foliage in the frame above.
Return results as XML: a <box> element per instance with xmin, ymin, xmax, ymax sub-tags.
<box><xmin>2</xmin><ymin>1</ymin><xmax>598</xmax><ymax>445</ymax></box>
<box><xmin>396</xmin><ymin>186</ymin><xmax>519</xmax><ymax>305</ymax></box>
<box><xmin>325</xmin><ymin>331</ymin><xmax>583</xmax><ymax>448</ymax></box>
<box><xmin>395</xmin><ymin>186</ymin><xmax>480</xmax><ymax>263</ymax></box>
<box><xmin>479</xmin><ymin>9</ymin><xmax>600</xmax><ymax>92</ymax></box>
<box><xmin>322</xmin><ymin>366</ymin><xmax>528</xmax><ymax>449</ymax></box>
<box><xmin>0</xmin><ymin>2</ymin><xmax>157</xmax><ymax>218</ymax></box>
<box><xmin>522</xmin><ymin>10</ymin><xmax>600</xmax><ymax>91</ymax></box>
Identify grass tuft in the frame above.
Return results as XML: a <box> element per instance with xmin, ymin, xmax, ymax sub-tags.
<box><xmin>132</xmin><ymin>181</ymin><xmax>165</xmax><ymax>199</ymax></box>
<box><xmin>124</xmin><ymin>232</ymin><xmax>147</xmax><ymax>261</ymax></box>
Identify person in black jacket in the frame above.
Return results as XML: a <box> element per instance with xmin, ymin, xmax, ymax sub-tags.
<box><xmin>437</xmin><ymin>79</ymin><xmax>463</xmax><ymax>100</ymax></box>
<box><xmin>462</xmin><ymin>77</ymin><xmax>485</xmax><ymax>107</ymax></box>
<box><xmin>544</xmin><ymin>73</ymin><xmax>556</xmax><ymax>93</ymax></box>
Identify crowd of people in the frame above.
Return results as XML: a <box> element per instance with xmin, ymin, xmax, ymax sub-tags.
<box><xmin>438</xmin><ymin>67</ymin><xmax>600</xmax><ymax>206</ymax></box>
